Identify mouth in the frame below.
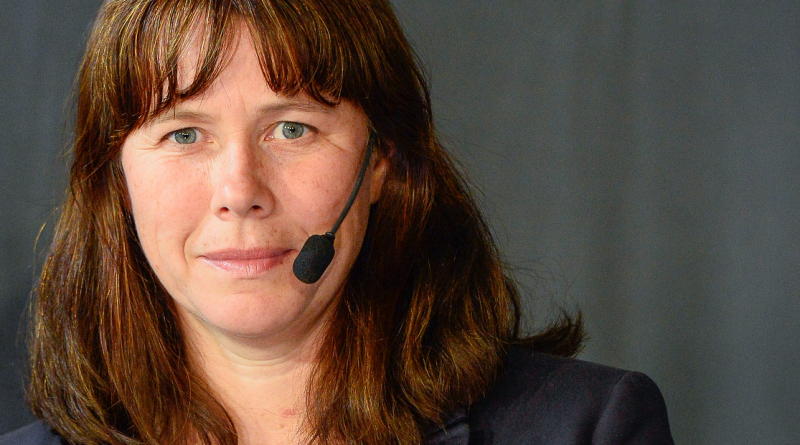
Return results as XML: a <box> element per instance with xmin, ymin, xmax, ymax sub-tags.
<box><xmin>199</xmin><ymin>248</ymin><xmax>293</xmax><ymax>276</ymax></box>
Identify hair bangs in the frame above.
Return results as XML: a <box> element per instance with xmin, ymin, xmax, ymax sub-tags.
<box><xmin>93</xmin><ymin>0</ymin><xmax>387</xmax><ymax>142</ymax></box>
<box><xmin>240</xmin><ymin>0</ymin><xmax>382</xmax><ymax>108</ymax></box>
<box><xmin>124</xmin><ymin>0</ymin><xmax>238</xmax><ymax>125</ymax></box>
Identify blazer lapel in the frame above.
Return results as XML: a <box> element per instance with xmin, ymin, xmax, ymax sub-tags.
<box><xmin>424</xmin><ymin>409</ymin><xmax>470</xmax><ymax>445</ymax></box>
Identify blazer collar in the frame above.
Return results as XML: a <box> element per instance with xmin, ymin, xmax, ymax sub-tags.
<box><xmin>423</xmin><ymin>408</ymin><xmax>470</xmax><ymax>445</ymax></box>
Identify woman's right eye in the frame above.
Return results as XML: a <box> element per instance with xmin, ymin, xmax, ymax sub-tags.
<box><xmin>167</xmin><ymin>128</ymin><xmax>198</xmax><ymax>144</ymax></box>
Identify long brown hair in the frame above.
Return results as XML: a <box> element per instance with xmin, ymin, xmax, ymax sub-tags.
<box><xmin>27</xmin><ymin>0</ymin><xmax>582</xmax><ymax>443</ymax></box>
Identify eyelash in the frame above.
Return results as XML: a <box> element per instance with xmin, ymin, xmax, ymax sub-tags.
<box><xmin>162</xmin><ymin>121</ymin><xmax>314</xmax><ymax>147</ymax></box>
<box><xmin>270</xmin><ymin>121</ymin><xmax>311</xmax><ymax>141</ymax></box>
<box><xmin>166</xmin><ymin>128</ymin><xmax>199</xmax><ymax>145</ymax></box>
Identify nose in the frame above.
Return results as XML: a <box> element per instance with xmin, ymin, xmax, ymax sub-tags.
<box><xmin>210</xmin><ymin>140</ymin><xmax>274</xmax><ymax>220</ymax></box>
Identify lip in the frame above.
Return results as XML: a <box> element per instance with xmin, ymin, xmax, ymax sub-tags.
<box><xmin>199</xmin><ymin>248</ymin><xmax>293</xmax><ymax>276</ymax></box>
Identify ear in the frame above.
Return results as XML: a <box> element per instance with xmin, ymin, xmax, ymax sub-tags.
<box><xmin>369</xmin><ymin>144</ymin><xmax>392</xmax><ymax>204</ymax></box>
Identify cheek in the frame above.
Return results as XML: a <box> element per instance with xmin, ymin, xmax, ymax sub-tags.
<box><xmin>280</xmin><ymin>155</ymin><xmax>355</xmax><ymax>232</ymax></box>
<box><xmin>124</xmin><ymin>159</ymin><xmax>210</xmax><ymax>266</ymax></box>
<box><xmin>292</xmin><ymin>152</ymin><xmax>373</xmax><ymax>258</ymax></box>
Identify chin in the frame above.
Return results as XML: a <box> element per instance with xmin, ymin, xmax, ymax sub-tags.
<box><xmin>178</xmin><ymin>285</ymin><xmax>329</xmax><ymax>340</ymax></box>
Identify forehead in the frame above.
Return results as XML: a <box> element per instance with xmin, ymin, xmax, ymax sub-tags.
<box><xmin>149</xmin><ymin>24</ymin><xmax>352</xmax><ymax>124</ymax></box>
<box><xmin>173</xmin><ymin>21</ymin><xmax>251</xmax><ymax>91</ymax></box>
<box><xmin>146</xmin><ymin>16</ymin><xmax>344</xmax><ymax>122</ymax></box>
<box><xmin>95</xmin><ymin>1</ymin><xmax>388</xmax><ymax>139</ymax></box>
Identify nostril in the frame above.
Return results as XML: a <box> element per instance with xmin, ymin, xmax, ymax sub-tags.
<box><xmin>211</xmin><ymin>177</ymin><xmax>273</xmax><ymax>218</ymax></box>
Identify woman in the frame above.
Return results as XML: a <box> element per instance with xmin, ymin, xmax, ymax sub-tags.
<box><xmin>2</xmin><ymin>0</ymin><xmax>673</xmax><ymax>444</ymax></box>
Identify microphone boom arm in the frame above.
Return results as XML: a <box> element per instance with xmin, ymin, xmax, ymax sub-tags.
<box><xmin>292</xmin><ymin>132</ymin><xmax>377</xmax><ymax>284</ymax></box>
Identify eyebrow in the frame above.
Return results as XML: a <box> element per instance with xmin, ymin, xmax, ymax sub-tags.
<box><xmin>257</xmin><ymin>101</ymin><xmax>335</xmax><ymax>116</ymax></box>
<box><xmin>148</xmin><ymin>99</ymin><xmax>334</xmax><ymax>126</ymax></box>
<box><xmin>148</xmin><ymin>110</ymin><xmax>210</xmax><ymax>126</ymax></box>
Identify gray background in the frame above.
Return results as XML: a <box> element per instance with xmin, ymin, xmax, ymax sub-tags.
<box><xmin>1</xmin><ymin>1</ymin><xmax>798</xmax><ymax>444</ymax></box>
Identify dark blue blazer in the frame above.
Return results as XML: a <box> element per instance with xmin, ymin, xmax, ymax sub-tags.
<box><xmin>1</xmin><ymin>347</ymin><xmax>674</xmax><ymax>444</ymax></box>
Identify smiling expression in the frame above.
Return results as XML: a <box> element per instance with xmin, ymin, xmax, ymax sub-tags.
<box><xmin>120</xmin><ymin>25</ymin><xmax>387</xmax><ymax>345</ymax></box>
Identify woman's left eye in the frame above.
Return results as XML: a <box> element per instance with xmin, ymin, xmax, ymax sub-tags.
<box><xmin>274</xmin><ymin>122</ymin><xmax>308</xmax><ymax>140</ymax></box>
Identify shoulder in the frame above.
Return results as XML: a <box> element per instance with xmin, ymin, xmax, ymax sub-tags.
<box><xmin>0</xmin><ymin>422</ymin><xmax>63</xmax><ymax>445</ymax></box>
<box><xmin>467</xmin><ymin>346</ymin><xmax>674</xmax><ymax>445</ymax></box>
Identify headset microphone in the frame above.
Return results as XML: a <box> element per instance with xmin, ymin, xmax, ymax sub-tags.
<box><xmin>292</xmin><ymin>132</ymin><xmax>376</xmax><ymax>284</ymax></box>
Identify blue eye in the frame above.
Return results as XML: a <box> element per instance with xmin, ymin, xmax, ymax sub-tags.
<box><xmin>169</xmin><ymin>128</ymin><xmax>198</xmax><ymax>144</ymax></box>
<box><xmin>278</xmin><ymin>122</ymin><xmax>307</xmax><ymax>139</ymax></box>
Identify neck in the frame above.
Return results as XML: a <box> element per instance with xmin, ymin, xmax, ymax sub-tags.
<box><xmin>181</xmin><ymin>314</ymin><xmax>329</xmax><ymax>445</ymax></box>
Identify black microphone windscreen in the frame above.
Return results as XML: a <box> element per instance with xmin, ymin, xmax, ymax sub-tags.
<box><xmin>292</xmin><ymin>234</ymin><xmax>335</xmax><ymax>284</ymax></box>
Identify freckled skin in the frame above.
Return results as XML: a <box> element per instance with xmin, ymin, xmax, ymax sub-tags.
<box><xmin>120</xmin><ymin>24</ymin><xmax>389</xmax><ymax>445</ymax></box>
<box><xmin>120</xmin><ymin>27</ymin><xmax>388</xmax><ymax>354</ymax></box>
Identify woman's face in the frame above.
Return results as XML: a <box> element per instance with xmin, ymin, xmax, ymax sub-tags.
<box><xmin>121</xmin><ymin>27</ymin><xmax>387</xmax><ymax>346</ymax></box>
